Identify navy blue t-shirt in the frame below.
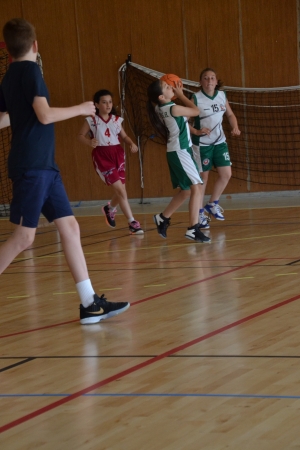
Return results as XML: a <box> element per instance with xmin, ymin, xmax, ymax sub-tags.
<box><xmin>0</xmin><ymin>60</ymin><xmax>59</xmax><ymax>179</ymax></box>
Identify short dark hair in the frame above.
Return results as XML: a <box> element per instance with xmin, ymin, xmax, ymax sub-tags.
<box><xmin>3</xmin><ymin>18</ymin><xmax>36</xmax><ymax>58</ymax></box>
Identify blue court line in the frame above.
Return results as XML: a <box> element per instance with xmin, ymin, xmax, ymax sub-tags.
<box><xmin>1</xmin><ymin>393</ymin><xmax>300</xmax><ymax>399</ymax></box>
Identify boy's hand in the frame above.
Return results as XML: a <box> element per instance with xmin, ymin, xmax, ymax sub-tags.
<box><xmin>81</xmin><ymin>102</ymin><xmax>96</xmax><ymax>117</ymax></box>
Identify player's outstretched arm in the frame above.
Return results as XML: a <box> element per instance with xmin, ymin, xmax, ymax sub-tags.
<box><xmin>0</xmin><ymin>112</ymin><xmax>10</xmax><ymax>129</ymax></box>
<box><xmin>33</xmin><ymin>97</ymin><xmax>95</xmax><ymax>125</ymax></box>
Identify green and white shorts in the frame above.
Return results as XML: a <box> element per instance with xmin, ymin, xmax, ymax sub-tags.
<box><xmin>193</xmin><ymin>142</ymin><xmax>231</xmax><ymax>172</ymax></box>
<box><xmin>166</xmin><ymin>147</ymin><xmax>203</xmax><ymax>190</ymax></box>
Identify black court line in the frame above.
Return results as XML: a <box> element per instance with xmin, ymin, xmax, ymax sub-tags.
<box><xmin>1</xmin><ymin>354</ymin><xmax>300</xmax><ymax>360</ymax></box>
<box><xmin>287</xmin><ymin>259</ymin><xmax>300</xmax><ymax>265</ymax></box>
<box><xmin>0</xmin><ymin>358</ymin><xmax>35</xmax><ymax>372</ymax></box>
<box><xmin>2</xmin><ymin>263</ymin><xmax>300</xmax><ymax>275</ymax></box>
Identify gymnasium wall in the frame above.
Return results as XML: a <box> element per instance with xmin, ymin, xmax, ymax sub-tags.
<box><xmin>0</xmin><ymin>0</ymin><xmax>299</xmax><ymax>201</ymax></box>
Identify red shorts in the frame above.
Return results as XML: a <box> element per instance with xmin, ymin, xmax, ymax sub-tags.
<box><xmin>92</xmin><ymin>145</ymin><xmax>125</xmax><ymax>185</ymax></box>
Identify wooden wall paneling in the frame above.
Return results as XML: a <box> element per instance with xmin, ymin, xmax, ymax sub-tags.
<box><xmin>76</xmin><ymin>0</ymin><xmax>188</xmax><ymax>201</ymax></box>
<box><xmin>241</xmin><ymin>0</ymin><xmax>299</xmax><ymax>88</ymax></box>
<box><xmin>21</xmin><ymin>0</ymin><xmax>95</xmax><ymax>202</ymax></box>
<box><xmin>1</xmin><ymin>0</ymin><xmax>300</xmax><ymax>200</ymax></box>
<box><xmin>183</xmin><ymin>0</ymin><xmax>242</xmax><ymax>86</ymax></box>
<box><xmin>76</xmin><ymin>0</ymin><xmax>144</xmax><ymax>201</ymax></box>
<box><xmin>0</xmin><ymin>0</ymin><xmax>23</xmax><ymax>37</ymax></box>
<box><xmin>129</xmin><ymin>0</ymin><xmax>191</xmax><ymax>199</ymax></box>
<box><xmin>183</xmin><ymin>0</ymin><xmax>248</xmax><ymax>194</ymax></box>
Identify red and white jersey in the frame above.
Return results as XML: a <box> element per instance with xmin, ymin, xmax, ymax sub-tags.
<box><xmin>86</xmin><ymin>114</ymin><xmax>124</xmax><ymax>146</ymax></box>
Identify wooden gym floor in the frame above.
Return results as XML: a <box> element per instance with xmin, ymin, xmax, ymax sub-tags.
<box><xmin>1</xmin><ymin>195</ymin><xmax>300</xmax><ymax>449</ymax></box>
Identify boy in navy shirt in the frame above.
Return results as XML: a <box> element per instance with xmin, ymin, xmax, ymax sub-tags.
<box><xmin>0</xmin><ymin>18</ymin><xmax>129</xmax><ymax>324</ymax></box>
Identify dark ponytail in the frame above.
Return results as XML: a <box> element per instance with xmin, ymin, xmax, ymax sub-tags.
<box><xmin>146</xmin><ymin>80</ymin><xmax>169</xmax><ymax>143</ymax></box>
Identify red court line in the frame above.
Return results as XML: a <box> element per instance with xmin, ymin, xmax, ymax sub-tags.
<box><xmin>131</xmin><ymin>258</ymin><xmax>266</xmax><ymax>305</ymax></box>
<box><xmin>1</xmin><ymin>290</ymin><xmax>300</xmax><ymax>433</ymax></box>
<box><xmin>0</xmin><ymin>320</ymin><xmax>78</xmax><ymax>339</ymax></box>
<box><xmin>0</xmin><ymin>259</ymin><xmax>265</xmax><ymax>339</ymax></box>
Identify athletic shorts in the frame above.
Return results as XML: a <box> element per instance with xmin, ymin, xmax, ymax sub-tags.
<box><xmin>10</xmin><ymin>170</ymin><xmax>73</xmax><ymax>228</ymax></box>
<box><xmin>192</xmin><ymin>144</ymin><xmax>203</xmax><ymax>173</ymax></box>
<box><xmin>166</xmin><ymin>147</ymin><xmax>202</xmax><ymax>190</ymax></box>
<box><xmin>92</xmin><ymin>145</ymin><xmax>125</xmax><ymax>186</ymax></box>
<box><xmin>199</xmin><ymin>142</ymin><xmax>231</xmax><ymax>172</ymax></box>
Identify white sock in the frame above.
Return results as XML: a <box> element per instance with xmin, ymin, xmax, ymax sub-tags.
<box><xmin>108</xmin><ymin>202</ymin><xmax>117</xmax><ymax>212</ymax></box>
<box><xmin>128</xmin><ymin>217</ymin><xmax>134</xmax><ymax>223</ymax></box>
<box><xmin>76</xmin><ymin>279</ymin><xmax>95</xmax><ymax>308</ymax></box>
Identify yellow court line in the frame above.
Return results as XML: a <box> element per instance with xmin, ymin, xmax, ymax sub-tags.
<box><xmin>10</xmin><ymin>231</ymin><xmax>300</xmax><ymax>262</ymax></box>
<box><xmin>232</xmin><ymin>277</ymin><xmax>254</xmax><ymax>280</ymax></box>
<box><xmin>7</xmin><ymin>295</ymin><xmax>29</xmax><ymax>298</ymax></box>
<box><xmin>275</xmin><ymin>273</ymin><xmax>298</xmax><ymax>276</ymax></box>
<box><xmin>53</xmin><ymin>292</ymin><xmax>77</xmax><ymax>295</ymax></box>
<box><xmin>71</xmin><ymin>204</ymin><xmax>300</xmax><ymax>217</ymax></box>
<box><xmin>144</xmin><ymin>284</ymin><xmax>167</xmax><ymax>287</ymax></box>
<box><xmin>98</xmin><ymin>288</ymin><xmax>122</xmax><ymax>291</ymax></box>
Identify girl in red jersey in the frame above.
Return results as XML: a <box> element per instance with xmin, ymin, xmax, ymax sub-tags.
<box><xmin>78</xmin><ymin>89</ymin><xmax>143</xmax><ymax>234</ymax></box>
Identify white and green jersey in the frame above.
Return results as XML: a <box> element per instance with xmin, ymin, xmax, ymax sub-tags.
<box><xmin>192</xmin><ymin>90</ymin><xmax>227</xmax><ymax>146</ymax></box>
<box><xmin>155</xmin><ymin>102</ymin><xmax>192</xmax><ymax>152</ymax></box>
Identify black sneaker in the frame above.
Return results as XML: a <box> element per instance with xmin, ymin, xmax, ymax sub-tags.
<box><xmin>153</xmin><ymin>213</ymin><xmax>170</xmax><ymax>238</ymax></box>
<box><xmin>185</xmin><ymin>224</ymin><xmax>211</xmax><ymax>243</ymax></box>
<box><xmin>80</xmin><ymin>294</ymin><xmax>130</xmax><ymax>325</ymax></box>
<box><xmin>102</xmin><ymin>204</ymin><xmax>116</xmax><ymax>228</ymax></box>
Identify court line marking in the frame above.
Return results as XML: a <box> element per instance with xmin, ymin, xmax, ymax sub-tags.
<box><xmin>232</xmin><ymin>277</ymin><xmax>254</xmax><ymax>279</ymax></box>
<box><xmin>0</xmin><ymin>358</ymin><xmax>35</xmax><ymax>373</ymax></box>
<box><xmin>275</xmin><ymin>273</ymin><xmax>297</xmax><ymax>276</ymax></box>
<box><xmin>8</xmin><ymin>230</ymin><xmax>300</xmax><ymax>263</ymax></box>
<box><xmin>2</xmin><ymin>269</ymin><xmax>300</xmax><ymax>433</ymax></box>
<box><xmin>0</xmin><ymin>259</ymin><xmax>265</xmax><ymax>339</ymax></box>
<box><xmin>130</xmin><ymin>259</ymin><xmax>265</xmax><ymax>306</ymax></box>
<box><xmin>0</xmin><ymin>393</ymin><xmax>299</xmax><ymax>400</ymax></box>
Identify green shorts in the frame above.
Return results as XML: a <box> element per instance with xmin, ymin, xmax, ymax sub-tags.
<box><xmin>200</xmin><ymin>142</ymin><xmax>231</xmax><ymax>172</ymax></box>
<box><xmin>166</xmin><ymin>147</ymin><xmax>202</xmax><ymax>190</ymax></box>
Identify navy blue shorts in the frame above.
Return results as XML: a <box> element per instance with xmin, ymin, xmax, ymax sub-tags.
<box><xmin>10</xmin><ymin>170</ymin><xmax>73</xmax><ymax>228</ymax></box>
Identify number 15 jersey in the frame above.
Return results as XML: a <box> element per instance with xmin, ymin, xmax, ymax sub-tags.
<box><xmin>191</xmin><ymin>90</ymin><xmax>227</xmax><ymax>147</ymax></box>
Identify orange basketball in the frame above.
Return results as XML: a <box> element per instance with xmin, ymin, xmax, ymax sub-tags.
<box><xmin>160</xmin><ymin>73</ymin><xmax>183</xmax><ymax>88</ymax></box>
<box><xmin>160</xmin><ymin>74</ymin><xmax>183</xmax><ymax>99</ymax></box>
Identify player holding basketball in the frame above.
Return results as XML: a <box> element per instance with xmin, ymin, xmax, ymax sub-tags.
<box><xmin>190</xmin><ymin>68</ymin><xmax>241</xmax><ymax>226</ymax></box>
<box><xmin>78</xmin><ymin>89</ymin><xmax>144</xmax><ymax>235</ymax></box>
<box><xmin>147</xmin><ymin>77</ymin><xmax>211</xmax><ymax>243</ymax></box>
<box><xmin>0</xmin><ymin>18</ymin><xmax>129</xmax><ymax>324</ymax></box>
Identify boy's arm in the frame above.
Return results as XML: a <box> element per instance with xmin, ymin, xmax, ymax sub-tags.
<box><xmin>32</xmin><ymin>97</ymin><xmax>95</xmax><ymax>125</ymax></box>
<box><xmin>0</xmin><ymin>112</ymin><xmax>10</xmax><ymax>129</ymax></box>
